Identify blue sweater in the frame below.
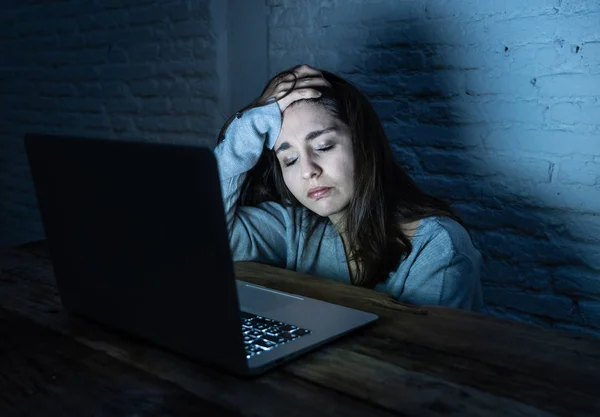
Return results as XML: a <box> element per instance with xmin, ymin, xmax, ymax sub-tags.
<box><xmin>214</xmin><ymin>102</ymin><xmax>484</xmax><ymax>311</ymax></box>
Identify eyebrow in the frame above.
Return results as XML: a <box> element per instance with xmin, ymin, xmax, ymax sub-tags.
<box><xmin>275</xmin><ymin>127</ymin><xmax>336</xmax><ymax>154</ymax></box>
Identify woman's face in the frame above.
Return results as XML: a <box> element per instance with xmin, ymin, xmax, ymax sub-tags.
<box><xmin>274</xmin><ymin>102</ymin><xmax>355</xmax><ymax>223</ymax></box>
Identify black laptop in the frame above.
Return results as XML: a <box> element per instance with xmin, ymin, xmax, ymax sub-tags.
<box><xmin>23</xmin><ymin>133</ymin><xmax>378</xmax><ymax>375</ymax></box>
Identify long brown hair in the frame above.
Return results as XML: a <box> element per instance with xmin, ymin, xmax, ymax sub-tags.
<box><xmin>217</xmin><ymin>68</ymin><xmax>461</xmax><ymax>288</ymax></box>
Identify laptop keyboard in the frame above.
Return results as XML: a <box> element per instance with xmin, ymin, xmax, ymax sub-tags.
<box><xmin>241</xmin><ymin>312</ymin><xmax>311</xmax><ymax>359</ymax></box>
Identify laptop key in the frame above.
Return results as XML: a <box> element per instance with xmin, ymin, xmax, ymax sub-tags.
<box><xmin>240</xmin><ymin>311</ymin><xmax>312</xmax><ymax>358</ymax></box>
<box><xmin>281</xmin><ymin>332</ymin><xmax>295</xmax><ymax>340</ymax></box>
<box><xmin>262</xmin><ymin>334</ymin><xmax>283</xmax><ymax>344</ymax></box>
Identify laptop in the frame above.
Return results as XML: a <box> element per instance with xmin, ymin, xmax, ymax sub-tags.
<box><xmin>23</xmin><ymin>133</ymin><xmax>378</xmax><ymax>376</ymax></box>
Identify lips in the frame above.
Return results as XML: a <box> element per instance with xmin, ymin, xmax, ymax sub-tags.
<box><xmin>307</xmin><ymin>187</ymin><xmax>332</xmax><ymax>200</ymax></box>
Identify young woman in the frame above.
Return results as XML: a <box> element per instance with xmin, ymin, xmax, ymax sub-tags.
<box><xmin>214</xmin><ymin>64</ymin><xmax>483</xmax><ymax>310</ymax></box>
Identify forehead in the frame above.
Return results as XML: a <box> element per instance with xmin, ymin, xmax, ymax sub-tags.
<box><xmin>278</xmin><ymin>102</ymin><xmax>339</xmax><ymax>142</ymax></box>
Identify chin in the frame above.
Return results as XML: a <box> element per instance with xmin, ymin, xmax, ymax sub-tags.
<box><xmin>304</xmin><ymin>200</ymin><xmax>347</xmax><ymax>218</ymax></box>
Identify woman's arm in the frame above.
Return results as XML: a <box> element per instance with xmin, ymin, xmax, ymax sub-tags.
<box><xmin>214</xmin><ymin>65</ymin><xmax>330</xmax><ymax>266</ymax></box>
<box><xmin>392</xmin><ymin>223</ymin><xmax>484</xmax><ymax>311</ymax></box>
<box><xmin>214</xmin><ymin>102</ymin><xmax>290</xmax><ymax>266</ymax></box>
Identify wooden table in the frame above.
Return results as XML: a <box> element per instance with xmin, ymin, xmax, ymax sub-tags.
<box><xmin>1</xmin><ymin>242</ymin><xmax>599</xmax><ymax>417</ymax></box>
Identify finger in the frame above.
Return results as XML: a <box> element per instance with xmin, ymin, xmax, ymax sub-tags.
<box><xmin>292</xmin><ymin>64</ymin><xmax>322</xmax><ymax>78</ymax></box>
<box><xmin>277</xmin><ymin>88</ymin><xmax>322</xmax><ymax>113</ymax></box>
<box><xmin>295</xmin><ymin>77</ymin><xmax>331</xmax><ymax>88</ymax></box>
<box><xmin>274</xmin><ymin>77</ymin><xmax>330</xmax><ymax>97</ymax></box>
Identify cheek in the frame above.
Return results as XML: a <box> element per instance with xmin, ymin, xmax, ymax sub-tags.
<box><xmin>331</xmin><ymin>156</ymin><xmax>355</xmax><ymax>184</ymax></box>
<box><xmin>282</xmin><ymin>170</ymin><xmax>303</xmax><ymax>196</ymax></box>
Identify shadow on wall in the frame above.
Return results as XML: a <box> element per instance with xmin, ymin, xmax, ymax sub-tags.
<box><xmin>312</xmin><ymin>3</ymin><xmax>599</xmax><ymax>336</ymax></box>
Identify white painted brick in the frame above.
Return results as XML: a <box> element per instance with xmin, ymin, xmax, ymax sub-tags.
<box><xmin>387</xmin><ymin>124</ymin><xmax>484</xmax><ymax>148</ymax></box>
<box><xmin>558</xmin><ymin>158</ymin><xmax>600</xmax><ymax>186</ymax></box>
<box><xmin>77</xmin><ymin>82</ymin><xmax>124</xmax><ymax>98</ymax></box>
<box><xmin>514</xmin><ymin>267</ymin><xmax>553</xmax><ymax>292</ymax></box>
<box><xmin>270</xmin><ymin>5</ymin><xmax>318</xmax><ymax>27</ymax></box>
<box><xmin>424</xmin><ymin>0</ymin><xmax>560</xmax><ymax>19</ymax></box>
<box><xmin>129</xmin><ymin>7</ymin><xmax>169</xmax><ymax>25</ymax></box>
<box><xmin>156</xmin><ymin>61</ymin><xmax>215</xmax><ymax>78</ymax></box>
<box><xmin>85</xmin><ymin>27</ymin><xmax>154</xmax><ymax>47</ymax></box>
<box><xmin>188</xmin><ymin>116</ymin><xmax>219</xmax><ymax>136</ymax></box>
<box><xmin>561</xmin><ymin>0</ymin><xmax>600</xmax><ymax>14</ymax></box>
<box><xmin>128</xmin><ymin>44</ymin><xmax>160</xmax><ymax>61</ymax></box>
<box><xmin>482</xmin><ymin>230</ymin><xmax>580</xmax><ymax>265</ymax></box>
<box><xmin>55</xmin><ymin>1</ymin><xmax>103</xmax><ymax>17</ymax></box>
<box><xmin>159</xmin><ymin>40</ymin><xmax>194</xmax><ymax>60</ymax></box>
<box><xmin>315</xmin><ymin>50</ymin><xmax>365</xmax><ymax>75</ymax></box>
<box><xmin>135</xmin><ymin>115</ymin><xmax>190</xmax><ymax>133</ymax></box>
<box><xmin>511</xmin><ymin>44</ymin><xmax>573</xmax><ymax>74</ymax></box>
<box><xmin>413</xmin><ymin>174</ymin><xmax>478</xmax><ymax>201</ymax></box>
<box><xmin>2</xmin><ymin>0</ymin><xmax>599</xmax><ymax>335</ymax></box>
<box><xmin>562</xmin><ymin>213</ymin><xmax>600</xmax><ymax>243</ymax></box>
<box><xmin>37</xmin><ymin>83</ymin><xmax>77</xmax><ymax>97</ymax></box>
<box><xmin>536</xmin><ymin>74</ymin><xmax>600</xmax><ymax>97</ymax></box>
<box><xmin>513</xmin><ymin>182</ymin><xmax>600</xmax><ymax>212</ymax></box>
<box><xmin>548</xmin><ymin>102</ymin><xmax>600</xmax><ymax>125</ymax></box>
<box><xmin>552</xmin><ymin>323</ymin><xmax>600</xmax><ymax>338</ymax></box>
<box><xmin>574</xmin><ymin>244</ymin><xmax>600</xmax><ymax>271</ymax></box>
<box><xmin>0</xmin><ymin>82</ymin><xmax>34</xmax><ymax>95</ymax></box>
<box><xmin>110</xmin><ymin>116</ymin><xmax>136</xmax><ymax>134</ymax></box>
<box><xmin>510</xmin><ymin>42</ymin><xmax>590</xmax><ymax>76</ymax></box>
<box><xmin>389</xmin><ymin>144</ymin><xmax>423</xmax><ymax>175</ymax></box>
<box><xmin>163</xmin><ymin>2</ymin><xmax>190</xmax><ymax>22</ymax></box>
<box><xmin>188</xmin><ymin>73</ymin><xmax>218</xmax><ymax>93</ymax></box>
<box><xmin>141</xmin><ymin>98</ymin><xmax>171</xmax><ymax>115</ymax></box>
<box><xmin>420</xmin><ymin>45</ymin><xmax>500</xmax><ymax>72</ymax></box>
<box><xmin>580</xmin><ymin>42</ymin><xmax>600</xmax><ymax>75</ymax></box>
<box><xmin>171</xmin><ymin>98</ymin><xmax>217</xmax><ymax>115</ymax></box>
<box><xmin>554</xmin><ymin>267</ymin><xmax>600</xmax><ymax>297</ymax></box>
<box><xmin>99</xmin><ymin>65</ymin><xmax>156</xmax><ymax>81</ymax></box>
<box><xmin>37</xmin><ymin>98</ymin><xmax>105</xmax><ymax>114</ymax></box>
<box><xmin>482</xmin><ymin>305</ymin><xmax>551</xmax><ymax>327</ymax></box>
<box><xmin>457</xmin><ymin>13</ymin><xmax>597</xmax><ymax>47</ymax></box>
<box><xmin>6</xmin><ymin>110</ymin><xmax>40</xmax><ymax>125</ymax></box>
<box><xmin>483</xmin><ymin>128</ymin><xmax>600</xmax><ymax>156</ymax></box>
<box><xmin>78</xmin><ymin>9</ymin><xmax>129</xmax><ymax>32</ymax></box>
<box><xmin>108</xmin><ymin>48</ymin><xmax>128</xmax><ymax>64</ymax></box>
<box><xmin>101</xmin><ymin>0</ymin><xmax>139</xmax><ymax>10</ymax></box>
<box><xmin>129</xmin><ymin>80</ymin><xmax>164</xmax><ymax>97</ymax></box>
<box><xmin>81</xmin><ymin>115</ymin><xmax>111</xmax><ymax>130</ymax></box>
<box><xmin>158</xmin><ymin>132</ymin><xmax>213</xmax><ymax>146</ymax></box>
<box><xmin>580</xmin><ymin>301</ymin><xmax>600</xmax><ymax>329</ymax></box>
<box><xmin>269</xmin><ymin>27</ymin><xmax>319</xmax><ymax>52</ymax></box>
<box><xmin>44</xmin><ymin>50</ymin><xmax>109</xmax><ymax>66</ymax></box>
<box><xmin>481</xmin><ymin>260</ymin><xmax>520</xmax><ymax>285</ymax></box>
<box><xmin>318</xmin><ymin>1</ymin><xmax>424</xmax><ymax>26</ymax></box>
<box><xmin>459</xmin><ymin>100</ymin><xmax>547</xmax><ymax>124</ymax></box>
<box><xmin>171</xmin><ymin>20</ymin><xmax>211</xmax><ymax>39</ymax></box>
<box><xmin>420</xmin><ymin>149</ymin><xmax>553</xmax><ymax>182</ymax></box>
<box><xmin>463</xmin><ymin>71</ymin><xmax>539</xmax><ymax>97</ymax></box>
<box><xmin>402</xmin><ymin>72</ymin><xmax>463</xmax><ymax>96</ymax></box>
<box><xmin>483</xmin><ymin>288</ymin><xmax>573</xmax><ymax>320</ymax></box>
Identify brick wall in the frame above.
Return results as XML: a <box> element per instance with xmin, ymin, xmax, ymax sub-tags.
<box><xmin>0</xmin><ymin>0</ymin><xmax>226</xmax><ymax>244</ymax></box>
<box><xmin>267</xmin><ymin>0</ymin><xmax>600</xmax><ymax>336</ymax></box>
<box><xmin>1</xmin><ymin>0</ymin><xmax>598</xmax><ymax>337</ymax></box>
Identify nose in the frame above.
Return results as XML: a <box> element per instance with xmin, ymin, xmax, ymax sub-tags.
<box><xmin>301</xmin><ymin>156</ymin><xmax>322</xmax><ymax>180</ymax></box>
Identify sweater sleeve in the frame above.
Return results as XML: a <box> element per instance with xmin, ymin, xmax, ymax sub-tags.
<box><xmin>393</xmin><ymin>228</ymin><xmax>483</xmax><ymax>311</ymax></box>
<box><xmin>213</xmin><ymin>102</ymin><xmax>292</xmax><ymax>267</ymax></box>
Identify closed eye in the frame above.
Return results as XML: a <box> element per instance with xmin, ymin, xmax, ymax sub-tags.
<box><xmin>316</xmin><ymin>144</ymin><xmax>334</xmax><ymax>152</ymax></box>
<box><xmin>283</xmin><ymin>144</ymin><xmax>336</xmax><ymax>168</ymax></box>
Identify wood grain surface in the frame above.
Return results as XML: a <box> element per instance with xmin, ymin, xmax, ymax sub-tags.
<box><xmin>1</xmin><ymin>242</ymin><xmax>599</xmax><ymax>417</ymax></box>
